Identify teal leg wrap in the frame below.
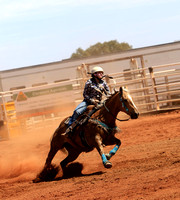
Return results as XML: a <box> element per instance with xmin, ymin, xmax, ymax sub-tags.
<box><xmin>109</xmin><ymin>145</ymin><xmax>119</xmax><ymax>157</ymax></box>
<box><xmin>102</xmin><ymin>154</ymin><xmax>108</xmax><ymax>164</ymax></box>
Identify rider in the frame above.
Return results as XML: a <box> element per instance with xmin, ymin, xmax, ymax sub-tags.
<box><xmin>66</xmin><ymin>66</ymin><xmax>111</xmax><ymax>133</ymax></box>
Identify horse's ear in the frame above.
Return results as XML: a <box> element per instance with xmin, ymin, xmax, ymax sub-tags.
<box><xmin>123</xmin><ymin>86</ymin><xmax>128</xmax><ymax>91</ymax></box>
<box><xmin>119</xmin><ymin>87</ymin><xmax>123</xmax><ymax>96</ymax></box>
<box><xmin>113</xmin><ymin>88</ymin><xmax>117</xmax><ymax>93</ymax></box>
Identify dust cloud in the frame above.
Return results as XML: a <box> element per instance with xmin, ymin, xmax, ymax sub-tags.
<box><xmin>0</xmin><ymin>102</ymin><xmax>75</xmax><ymax>183</ymax></box>
<box><xmin>0</xmin><ymin>123</ymin><xmax>60</xmax><ymax>183</ymax></box>
<box><xmin>0</xmin><ymin>104</ymin><xmax>74</xmax><ymax>183</ymax></box>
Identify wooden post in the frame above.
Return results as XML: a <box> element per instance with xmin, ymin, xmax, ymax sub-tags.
<box><xmin>149</xmin><ymin>67</ymin><xmax>160</xmax><ymax>110</ymax></box>
<box><xmin>105</xmin><ymin>75</ymin><xmax>113</xmax><ymax>93</ymax></box>
<box><xmin>165</xmin><ymin>76</ymin><xmax>172</xmax><ymax>107</ymax></box>
<box><xmin>140</xmin><ymin>56</ymin><xmax>151</xmax><ymax>110</ymax></box>
<box><xmin>1</xmin><ymin>93</ymin><xmax>10</xmax><ymax>139</ymax></box>
<box><xmin>77</xmin><ymin>63</ymin><xmax>88</xmax><ymax>91</ymax></box>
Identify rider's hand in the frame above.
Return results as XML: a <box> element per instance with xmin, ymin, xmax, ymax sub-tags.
<box><xmin>95</xmin><ymin>103</ymin><xmax>103</xmax><ymax>109</ymax></box>
<box><xmin>106</xmin><ymin>94</ymin><xmax>111</xmax><ymax>98</ymax></box>
<box><xmin>94</xmin><ymin>100</ymin><xmax>103</xmax><ymax>109</ymax></box>
<box><xmin>91</xmin><ymin>99</ymin><xmax>100</xmax><ymax>107</ymax></box>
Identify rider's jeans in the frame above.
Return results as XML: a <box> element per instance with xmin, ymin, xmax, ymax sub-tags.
<box><xmin>68</xmin><ymin>100</ymin><xmax>90</xmax><ymax>126</ymax></box>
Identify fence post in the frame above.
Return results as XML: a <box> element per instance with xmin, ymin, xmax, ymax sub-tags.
<box><xmin>105</xmin><ymin>75</ymin><xmax>113</xmax><ymax>93</ymax></box>
<box><xmin>140</xmin><ymin>56</ymin><xmax>151</xmax><ymax>110</ymax></box>
<box><xmin>149</xmin><ymin>67</ymin><xmax>160</xmax><ymax>110</ymax></box>
<box><xmin>1</xmin><ymin>93</ymin><xmax>10</xmax><ymax>139</ymax></box>
<box><xmin>77</xmin><ymin>63</ymin><xmax>88</xmax><ymax>92</ymax></box>
<box><xmin>165</xmin><ymin>76</ymin><xmax>172</xmax><ymax>107</ymax></box>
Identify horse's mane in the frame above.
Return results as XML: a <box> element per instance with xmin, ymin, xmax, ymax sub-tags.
<box><xmin>104</xmin><ymin>90</ymin><xmax>119</xmax><ymax>104</ymax></box>
<box><xmin>105</xmin><ymin>87</ymin><xmax>129</xmax><ymax>104</ymax></box>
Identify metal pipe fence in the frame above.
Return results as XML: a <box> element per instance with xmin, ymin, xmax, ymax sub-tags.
<box><xmin>0</xmin><ymin>62</ymin><xmax>180</xmax><ymax>140</ymax></box>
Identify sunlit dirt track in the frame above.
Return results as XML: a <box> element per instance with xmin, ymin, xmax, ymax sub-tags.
<box><xmin>0</xmin><ymin>110</ymin><xmax>180</xmax><ymax>200</ymax></box>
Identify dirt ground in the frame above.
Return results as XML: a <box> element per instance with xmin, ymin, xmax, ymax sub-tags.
<box><xmin>0</xmin><ymin>110</ymin><xmax>180</xmax><ymax>200</ymax></box>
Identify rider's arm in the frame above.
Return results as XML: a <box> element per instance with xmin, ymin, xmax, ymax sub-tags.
<box><xmin>83</xmin><ymin>81</ymin><xmax>95</xmax><ymax>104</ymax></box>
<box><xmin>83</xmin><ymin>80</ymin><xmax>102</xmax><ymax>105</ymax></box>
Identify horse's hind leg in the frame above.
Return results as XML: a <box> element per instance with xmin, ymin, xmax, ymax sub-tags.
<box><xmin>60</xmin><ymin>144</ymin><xmax>81</xmax><ymax>175</ymax></box>
<box><xmin>33</xmin><ymin>141</ymin><xmax>60</xmax><ymax>183</ymax></box>
<box><xmin>44</xmin><ymin>145</ymin><xmax>59</xmax><ymax>168</ymax></box>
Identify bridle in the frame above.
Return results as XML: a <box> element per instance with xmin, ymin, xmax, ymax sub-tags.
<box><xmin>102</xmin><ymin>92</ymin><xmax>130</xmax><ymax>122</ymax></box>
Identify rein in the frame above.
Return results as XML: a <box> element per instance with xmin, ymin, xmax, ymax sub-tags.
<box><xmin>102</xmin><ymin>92</ymin><xmax>130</xmax><ymax>122</ymax></box>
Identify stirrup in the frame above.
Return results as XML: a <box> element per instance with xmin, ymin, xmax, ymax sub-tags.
<box><xmin>64</xmin><ymin>117</ymin><xmax>71</xmax><ymax>125</ymax></box>
<box><xmin>65</xmin><ymin>126</ymin><xmax>72</xmax><ymax>134</ymax></box>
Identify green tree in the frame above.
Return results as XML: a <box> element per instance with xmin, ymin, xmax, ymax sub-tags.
<box><xmin>70</xmin><ymin>40</ymin><xmax>132</xmax><ymax>59</ymax></box>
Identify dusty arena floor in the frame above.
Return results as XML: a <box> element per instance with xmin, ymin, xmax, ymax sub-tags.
<box><xmin>0</xmin><ymin>110</ymin><xmax>180</xmax><ymax>200</ymax></box>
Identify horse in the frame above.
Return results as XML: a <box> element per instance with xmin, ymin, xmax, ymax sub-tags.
<box><xmin>33</xmin><ymin>86</ymin><xmax>139</xmax><ymax>182</ymax></box>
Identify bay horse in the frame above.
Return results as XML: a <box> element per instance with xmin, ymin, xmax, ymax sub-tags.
<box><xmin>33</xmin><ymin>86</ymin><xmax>139</xmax><ymax>182</ymax></box>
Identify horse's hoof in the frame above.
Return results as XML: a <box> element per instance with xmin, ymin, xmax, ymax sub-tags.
<box><xmin>33</xmin><ymin>177</ymin><xmax>42</xmax><ymax>183</ymax></box>
<box><xmin>104</xmin><ymin>161</ymin><xmax>112</xmax><ymax>168</ymax></box>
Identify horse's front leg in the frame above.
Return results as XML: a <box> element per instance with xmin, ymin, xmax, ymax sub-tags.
<box><xmin>105</xmin><ymin>138</ymin><xmax>121</xmax><ymax>160</ymax></box>
<box><xmin>95</xmin><ymin>135</ymin><xmax>112</xmax><ymax>168</ymax></box>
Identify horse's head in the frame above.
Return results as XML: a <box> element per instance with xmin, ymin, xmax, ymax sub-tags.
<box><xmin>118</xmin><ymin>87</ymin><xmax>139</xmax><ymax>119</ymax></box>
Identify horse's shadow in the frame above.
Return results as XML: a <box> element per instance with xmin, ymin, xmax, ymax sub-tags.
<box><xmin>33</xmin><ymin>162</ymin><xmax>104</xmax><ymax>183</ymax></box>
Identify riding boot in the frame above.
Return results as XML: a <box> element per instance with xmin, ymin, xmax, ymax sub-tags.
<box><xmin>65</xmin><ymin>111</ymin><xmax>77</xmax><ymax>134</ymax></box>
<box><xmin>66</xmin><ymin>122</ymin><xmax>78</xmax><ymax>137</ymax></box>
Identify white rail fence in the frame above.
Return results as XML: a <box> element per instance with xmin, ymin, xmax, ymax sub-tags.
<box><xmin>0</xmin><ymin>62</ymin><xmax>180</xmax><ymax>139</ymax></box>
<box><xmin>106</xmin><ymin>62</ymin><xmax>180</xmax><ymax>113</ymax></box>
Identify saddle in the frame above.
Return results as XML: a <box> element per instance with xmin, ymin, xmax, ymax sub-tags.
<box><xmin>64</xmin><ymin>106</ymin><xmax>100</xmax><ymax>136</ymax></box>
